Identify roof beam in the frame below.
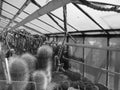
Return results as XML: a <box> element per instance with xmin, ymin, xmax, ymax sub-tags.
<box><xmin>31</xmin><ymin>0</ymin><xmax>81</xmax><ymax>41</ymax></box>
<box><xmin>73</xmin><ymin>3</ymin><xmax>109</xmax><ymax>35</ymax></box>
<box><xmin>47</xmin><ymin>33</ymin><xmax>120</xmax><ymax>38</ymax></box>
<box><xmin>4</xmin><ymin>0</ymin><xmax>31</xmax><ymax>30</ymax></box>
<box><xmin>9</xmin><ymin>0</ymin><xmax>72</xmax><ymax>31</ymax></box>
<box><xmin>31</xmin><ymin>0</ymin><xmax>80</xmax><ymax>32</ymax></box>
<box><xmin>0</xmin><ymin>0</ymin><xmax>3</xmax><ymax>15</ymax></box>
<box><xmin>49</xmin><ymin>13</ymin><xmax>80</xmax><ymax>32</ymax></box>
<box><xmin>0</xmin><ymin>8</ymin><xmax>50</xmax><ymax>34</ymax></box>
<box><xmin>0</xmin><ymin>15</ymin><xmax>43</xmax><ymax>35</ymax></box>
<box><xmin>46</xmin><ymin>29</ymin><xmax>120</xmax><ymax>36</ymax></box>
<box><xmin>3</xmin><ymin>0</ymin><xmax>62</xmax><ymax>32</ymax></box>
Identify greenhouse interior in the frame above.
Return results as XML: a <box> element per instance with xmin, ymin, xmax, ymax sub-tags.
<box><xmin>0</xmin><ymin>0</ymin><xmax>120</xmax><ymax>90</ymax></box>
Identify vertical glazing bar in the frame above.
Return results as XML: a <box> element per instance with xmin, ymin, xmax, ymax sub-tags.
<box><xmin>63</xmin><ymin>5</ymin><xmax>69</xmax><ymax>70</ymax></box>
<box><xmin>82</xmin><ymin>36</ymin><xmax>85</xmax><ymax>77</ymax></box>
<box><xmin>106</xmin><ymin>37</ymin><xmax>110</xmax><ymax>86</ymax></box>
<box><xmin>63</xmin><ymin>5</ymin><xmax>67</xmax><ymax>36</ymax></box>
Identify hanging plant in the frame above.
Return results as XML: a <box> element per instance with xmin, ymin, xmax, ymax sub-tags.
<box><xmin>75</xmin><ymin>0</ymin><xmax>120</xmax><ymax>13</ymax></box>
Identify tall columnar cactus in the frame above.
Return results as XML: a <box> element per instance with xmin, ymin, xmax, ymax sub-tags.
<box><xmin>36</xmin><ymin>45</ymin><xmax>53</xmax><ymax>83</ymax></box>
<box><xmin>21</xmin><ymin>53</ymin><xmax>37</xmax><ymax>73</ymax></box>
<box><xmin>37</xmin><ymin>45</ymin><xmax>53</xmax><ymax>69</ymax></box>
<box><xmin>32</xmin><ymin>70</ymin><xmax>48</xmax><ymax>90</ymax></box>
<box><xmin>9</xmin><ymin>56</ymin><xmax>29</xmax><ymax>90</ymax></box>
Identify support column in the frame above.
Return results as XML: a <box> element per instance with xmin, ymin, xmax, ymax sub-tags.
<box><xmin>106</xmin><ymin>37</ymin><xmax>110</xmax><ymax>86</ymax></box>
<box><xmin>63</xmin><ymin>5</ymin><xmax>69</xmax><ymax>69</ymax></box>
<box><xmin>82</xmin><ymin>36</ymin><xmax>85</xmax><ymax>77</ymax></box>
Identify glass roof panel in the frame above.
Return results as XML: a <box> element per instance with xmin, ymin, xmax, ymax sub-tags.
<box><xmin>39</xmin><ymin>15</ymin><xmax>63</xmax><ymax>32</ymax></box>
<box><xmin>14</xmin><ymin>17</ymin><xmax>22</xmax><ymax>22</ymax></box>
<box><xmin>25</xmin><ymin>23</ymin><xmax>49</xmax><ymax>34</ymax></box>
<box><xmin>17</xmin><ymin>12</ymin><xmax>29</xmax><ymax>19</ymax></box>
<box><xmin>31</xmin><ymin>19</ymin><xmax>62</xmax><ymax>33</ymax></box>
<box><xmin>2</xmin><ymin>2</ymin><xmax>18</xmax><ymax>15</ymax></box>
<box><xmin>24</xmin><ymin>3</ymin><xmax>39</xmax><ymax>14</ymax></box>
<box><xmin>52</xmin><ymin>7</ymin><xmax>63</xmax><ymax>20</ymax></box>
<box><xmin>4</xmin><ymin>0</ymin><xmax>26</xmax><ymax>8</ymax></box>
<box><xmin>79</xmin><ymin>4</ymin><xmax>119</xmax><ymax>29</ymax></box>
<box><xmin>35</xmin><ymin>0</ymin><xmax>51</xmax><ymax>7</ymax></box>
<box><xmin>49</xmin><ymin>15</ymin><xmax>64</xmax><ymax>29</ymax></box>
<box><xmin>67</xmin><ymin>25</ymin><xmax>77</xmax><ymax>32</ymax></box>
<box><xmin>2</xmin><ymin>10</ymin><xmax>14</xmax><ymax>19</ymax></box>
<box><xmin>0</xmin><ymin>16</ymin><xmax>9</xmax><ymax>29</ymax></box>
<box><xmin>1</xmin><ymin>0</ymin><xmax>120</xmax><ymax>34</ymax></box>
<box><xmin>9</xmin><ymin>22</ymin><xmax>17</xmax><ymax>27</ymax></box>
<box><xmin>101</xmin><ymin>14</ymin><xmax>120</xmax><ymax>29</ymax></box>
<box><xmin>67</xmin><ymin>4</ymin><xmax>100</xmax><ymax>31</ymax></box>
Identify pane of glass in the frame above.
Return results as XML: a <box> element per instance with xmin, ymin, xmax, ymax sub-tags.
<box><xmin>9</xmin><ymin>22</ymin><xmax>17</xmax><ymax>27</ymax></box>
<box><xmin>68</xmin><ymin>37</ymin><xmax>84</xmax><ymax>73</ymax></box>
<box><xmin>4</xmin><ymin>0</ymin><xmax>26</xmax><ymax>8</ymax></box>
<box><xmin>39</xmin><ymin>15</ymin><xmax>63</xmax><ymax>32</ymax></box>
<box><xmin>52</xmin><ymin>7</ymin><xmax>63</xmax><ymax>20</ymax></box>
<box><xmin>31</xmin><ymin>19</ymin><xmax>61</xmax><ymax>33</ymax></box>
<box><xmin>17</xmin><ymin>12</ymin><xmax>29</xmax><ymax>20</ymax></box>
<box><xmin>67</xmin><ymin>4</ymin><xmax>101</xmax><ymax>31</ymax></box>
<box><xmin>35</xmin><ymin>0</ymin><xmax>50</xmax><ymax>7</ymax></box>
<box><xmin>25</xmin><ymin>23</ymin><xmax>48</xmax><ymax>34</ymax></box>
<box><xmin>109</xmin><ymin>38</ymin><xmax>120</xmax><ymax>90</ymax></box>
<box><xmin>24</xmin><ymin>3</ymin><xmax>39</xmax><ymax>14</ymax></box>
<box><xmin>78</xmin><ymin>4</ymin><xmax>116</xmax><ymax>29</ymax></box>
<box><xmin>14</xmin><ymin>17</ymin><xmax>22</xmax><ymax>22</ymax></box>
<box><xmin>2</xmin><ymin>2</ymin><xmax>18</xmax><ymax>15</ymax></box>
<box><xmin>84</xmin><ymin>38</ymin><xmax>107</xmax><ymax>85</ymax></box>
<box><xmin>2</xmin><ymin>10</ymin><xmax>14</xmax><ymax>19</ymax></box>
<box><xmin>102</xmin><ymin>14</ymin><xmax>120</xmax><ymax>29</ymax></box>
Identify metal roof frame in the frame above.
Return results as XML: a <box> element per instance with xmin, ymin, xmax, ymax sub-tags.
<box><xmin>1</xmin><ymin>14</ymin><xmax>43</xmax><ymax>34</ymax></box>
<box><xmin>3</xmin><ymin>0</ymin><xmax>31</xmax><ymax>31</ymax></box>
<box><xmin>3</xmin><ymin>0</ymin><xmax>63</xmax><ymax>33</ymax></box>
<box><xmin>46</xmin><ymin>28</ymin><xmax>120</xmax><ymax>36</ymax></box>
<box><xmin>9</xmin><ymin>0</ymin><xmax>72</xmax><ymax>31</ymax></box>
<box><xmin>0</xmin><ymin>0</ymin><xmax>3</xmax><ymax>15</ymax></box>
<box><xmin>0</xmin><ymin>0</ymin><xmax>120</xmax><ymax>36</ymax></box>
<box><xmin>73</xmin><ymin>3</ymin><xmax>109</xmax><ymax>35</ymax></box>
<box><xmin>0</xmin><ymin>7</ymin><xmax>51</xmax><ymax>33</ymax></box>
<box><xmin>31</xmin><ymin>0</ymin><xmax>80</xmax><ymax>32</ymax></box>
